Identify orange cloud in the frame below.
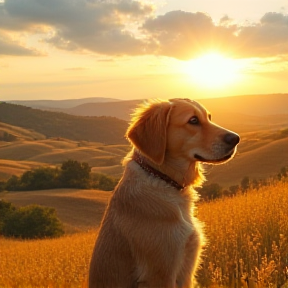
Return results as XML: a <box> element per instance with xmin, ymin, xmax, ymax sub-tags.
<box><xmin>1</xmin><ymin>0</ymin><xmax>288</xmax><ymax>60</ymax></box>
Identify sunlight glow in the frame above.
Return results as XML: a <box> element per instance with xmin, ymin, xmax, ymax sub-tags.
<box><xmin>183</xmin><ymin>52</ymin><xmax>241</xmax><ymax>88</ymax></box>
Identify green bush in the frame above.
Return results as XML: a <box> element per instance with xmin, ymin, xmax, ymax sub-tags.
<box><xmin>4</xmin><ymin>160</ymin><xmax>118</xmax><ymax>192</ymax></box>
<box><xmin>199</xmin><ymin>183</ymin><xmax>223</xmax><ymax>200</ymax></box>
<box><xmin>20</xmin><ymin>167</ymin><xmax>60</xmax><ymax>190</ymax></box>
<box><xmin>1</xmin><ymin>204</ymin><xmax>64</xmax><ymax>239</ymax></box>
<box><xmin>0</xmin><ymin>181</ymin><xmax>6</xmax><ymax>192</ymax></box>
<box><xmin>0</xmin><ymin>200</ymin><xmax>16</xmax><ymax>233</ymax></box>
<box><xmin>5</xmin><ymin>175</ymin><xmax>20</xmax><ymax>191</ymax></box>
<box><xmin>91</xmin><ymin>173</ymin><xmax>118</xmax><ymax>191</ymax></box>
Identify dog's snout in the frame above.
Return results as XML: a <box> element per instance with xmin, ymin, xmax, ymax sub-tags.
<box><xmin>223</xmin><ymin>133</ymin><xmax>240</xmax><ymax>147</ymax></box>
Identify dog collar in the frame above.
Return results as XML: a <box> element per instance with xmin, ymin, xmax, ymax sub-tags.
<box><xmin>132</xmin><ymin>152</ymin><xmax>184</xmax><ymax>191</ymax></box>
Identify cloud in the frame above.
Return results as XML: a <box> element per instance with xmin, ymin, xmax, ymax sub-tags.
<box><xmin>1</xmin><ymin>0</ymin><xmax>154</xmax><ymax>55</ymax></box>
<box><xmin>0</xmin><ymin>32</ymin><xmax>41</xmax><ymax>56</ymax></box>
<box><xmin>142</xmin><ymin>10</ymin><xmax>288</xmax><ymax>59</ymax></box>
<box><xmin>142</xmin><ymin>11</ymin><xmax>237</xmax><ymax>59</ymax></box>
<box><xmin>236</xmin><ymin>12</ymin><xmax>288</xmax><ymax>58</ymax></box>
<box><xmin>1</xmin><ymin>0</ymin><xmax>288</xmax><ymax>60</ymax></box>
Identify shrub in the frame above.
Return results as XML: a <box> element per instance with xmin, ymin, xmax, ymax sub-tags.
<box><xmin>2</xmin><ymin>205</ymin><xmax>64</xmax><ymax>239</ymax></box>
<box><xmin>20</xmin><ymin>167</ymin><xmax>60</xmax><ymax>190</ymax></box>
<box><xmin>91</xmin><ymin>173</ymin><xmax>118</xmax><ymax>191</ymax></box>
<box><xmin>0</xmin><ymin>200</ymin><xmax>16</xmax><ymax>233</ymax></box>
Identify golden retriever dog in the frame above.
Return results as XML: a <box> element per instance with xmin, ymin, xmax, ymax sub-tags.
<box><xmin>89</xmin><ymin>98</ymin><xmax>240</xmax><ymax>288</ymax></box>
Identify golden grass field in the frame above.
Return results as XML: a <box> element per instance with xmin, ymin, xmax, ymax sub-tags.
<box><xmin>1</xmin><ymin>180</ymin><xmax>288</xmax><ymax>288</ymax></box>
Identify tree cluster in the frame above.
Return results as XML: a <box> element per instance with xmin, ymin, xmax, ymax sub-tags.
<box><xmin>199</xmin><ymin>166</ymin><xmax>288</xmax><ymax>201</ymax></box>
<box><xmin>0</xmin><ymin>200</ymin><xmax>64</xmax><ymax>239</ymax></box>
<box><xmin>0</xmin><ymin>131</ymin><xmax>17</xmax><ymax>142</ymax></box>
<box><xmin>1</xmin><ymin>159</ymin><xmax>118</xmax><ymax>192</ymax></box>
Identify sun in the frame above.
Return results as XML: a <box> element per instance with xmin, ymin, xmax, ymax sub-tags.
<box><xmin>183</xmin><ymin>52</ymin><xmax>240</xmax><ymax>88</ymax></box>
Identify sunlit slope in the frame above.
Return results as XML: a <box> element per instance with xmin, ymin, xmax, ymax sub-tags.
<box><xmin>0</xmin><ymin>160</ymin><xmax>50</xmax><ymax>181</ymax></box>
<box><xmin>206</xmin><ymin>136</ymin><xmax>288</xmax><ymax>187</ymax></box>
<box><xmin>0</xmin><ymin>122</ymin><xmax>45</xmax><ymax>141</ymax></box>
<box><xmin>2</xmin><ymin>189</ymin><xmax>110</xmax><ymax>233</ymax></box>
<box><xmin>1</xmin><ymin>118</ymin><xmax>287</xmax><ymax>187</ymax></box>
<box><xmin>1</xmin><ymin>131</ymin><xmax>287</xmax><ymax>187</ymax></box>
<box><xmin>0</xmin><ymin>129</ymin><xmax>129</xmax><ymax>180</ymax></box>
<box><xmin>0</xmin><ymin>102</ymin><xmax>128</xmax><ymax>144</ymax></box>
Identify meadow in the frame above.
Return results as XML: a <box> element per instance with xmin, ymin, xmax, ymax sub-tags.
<box><xmin>1</xmin><ymin>180</ymin><xmax>287</xmax><ymax>288</ymax></box>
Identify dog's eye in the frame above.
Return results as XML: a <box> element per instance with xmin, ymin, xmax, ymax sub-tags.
<box><xmin>188</xmin><ymin>116</ymin><xmax>199</xmax><ymax>125</ymax></box>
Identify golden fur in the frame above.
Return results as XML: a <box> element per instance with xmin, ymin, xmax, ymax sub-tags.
<box><xmin>89</xmin><ymin>98</ymin><xmax>240</xmax><ymax>288</ymax></box>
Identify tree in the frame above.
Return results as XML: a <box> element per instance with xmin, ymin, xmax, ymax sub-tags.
<box><xmin>0</xmin><ymin>131</ymin><xmax>17</xmax><ymax>142</ymax></box>
<box><xmin>251</xmin><ymin>179</ymin><xmax>260</xmax><ymax>190</ymax></box>
<box><xmin>59</xmin><ymin>160</ymin><xmax>91</xmax><ymax>189</ymax></box>
<box><xmin>5</xmin><ymin>175</ymin><xmax>20</xmax><ymax>191</ymax></box>
<box><xmin>241</xmin><ymin>176</ymin><xmax>250</xmax><ymax>192</ymax></box>
<box><xmin>2</xmin><ymin>205</ymin><xmax>64</xmax><ymax>239</ymax></box>
<box><xmin>229</xmin><ymin>185</ymin><xmax>239</xmax><ymax>195</ymax></box>
<box><xmin>200</xmin><ymin>183</ymin><xmax>222</xmax><ymax>200</ymax></box>
<box><xmin>278</xmin><ymin>166</ymin><xmax>287</xmax><ymax>180</ymax></box>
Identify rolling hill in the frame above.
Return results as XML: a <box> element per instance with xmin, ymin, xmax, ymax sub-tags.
<box><xmin>0</xmin><ymin>122</ymin><xmax>287</xmax><ymax>188</ymax></box>
<box><xmin>1</xmin><ymin>94</ymin><xmax>288</xmax><ymax>188</ymax></box>
<box><xmin>0</xmin><ymin>132</ymin><xmax>129</xmax><ymax>180</ymax></box>
<box><xmin>205</xmin><ymin>135</ymin><xmax>288</xmax><ymax>187</ymax></box>
<box><xmin>0</xmin><ymin>102</ymin><xmax>128</xmax><ymax>144</ymax></box>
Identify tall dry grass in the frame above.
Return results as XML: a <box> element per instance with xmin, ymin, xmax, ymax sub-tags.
<box><xmin>197</xmin><ymin>180</ymin><xmax>288</xmax><ymax>288</ymax></box>
<box><xmin>0</xmin><ymin>181</ymin><xmax>287</xmax><ymax>288</ymax></box>
<box><xmin>0</xmin><ymin>231</ymin><xmax>98</xmax><ymax>288</ymax></box>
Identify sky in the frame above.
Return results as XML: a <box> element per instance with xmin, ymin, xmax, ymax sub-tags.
<box><xmin>1</xmin><ymin>0</ymin><xmax>288</xmax><ymax>101</ymax></box>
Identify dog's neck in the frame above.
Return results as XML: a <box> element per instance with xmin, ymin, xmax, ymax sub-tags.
<box><xmin>132</xmin><ymin>151</ymin><xmax>184</xmax><ymax>190</ymax></box>
<box><xmin>132</xmin><ymin>150</ymin><xmax>204</xmax><ymax>189</ymax></box>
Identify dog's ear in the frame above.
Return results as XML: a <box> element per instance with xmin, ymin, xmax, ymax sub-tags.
<box><xmin>126</xmin><ymin>101</ymin><xmax>172</xmax><ymax>165</ymax></box>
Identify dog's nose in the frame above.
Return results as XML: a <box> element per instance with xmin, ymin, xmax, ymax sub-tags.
<box><xmin>223</xmin><ymin>133</ymin><xmax>240</xmax><ymax>147</ymax></box>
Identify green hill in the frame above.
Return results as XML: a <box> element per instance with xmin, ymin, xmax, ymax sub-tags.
<box><xmin>0</xmin><ymin>102</ymin><xmax>128</xmax><ymax>144</ymax></box>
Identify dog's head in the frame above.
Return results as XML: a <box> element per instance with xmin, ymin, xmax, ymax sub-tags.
<box><xmin>126</xmin><ymin>98</ymin><xmax>240</xmax><ymax>185</ymax></box>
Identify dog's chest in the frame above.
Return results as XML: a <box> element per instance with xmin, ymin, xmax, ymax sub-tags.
<box><xmin>178</xmin><ymin>201</ymin><xmax>195</xmax><ymax>236</ymax></box>
<box><xmin>168</xmin><ymin>190</ymin><xmax>196</xmax><ymax>240</ymax></box>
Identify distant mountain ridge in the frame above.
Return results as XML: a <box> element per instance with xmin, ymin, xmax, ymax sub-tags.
<box><xmin>66</xmin><ymin>94</ymin><xmax>288</xmax><ymax>119</ymax></box>
<box><xmin>6</xmin><ymin>94</ymin><xmax>288</xmax><ymax>118</ymax></box>
<box><xmin>3</xmin><ymin>94</ymin><xmax>288</xmax><ymax>134</ymax></box>
<box><xmin>7</xmin><ymin>97</ymin><xmax>120</xmax><ymax>109</ymax></box>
